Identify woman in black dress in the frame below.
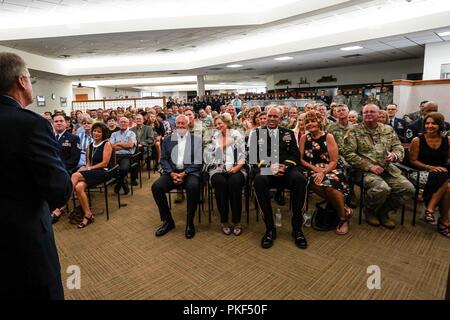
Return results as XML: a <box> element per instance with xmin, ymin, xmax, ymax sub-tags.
<box><xmin>299</xmin><ymin>111</ymin><xmax>351</xmax><ymax>235</ymax></box>
<box><xmin>71</xmin><ymin>122</ymin><xmax>113</xmax><ymax>228</ymax></box>
<box><xmin>409</xmin><ymin>112</ymin><xmax>449</xmax><ymax>237</ymax></box>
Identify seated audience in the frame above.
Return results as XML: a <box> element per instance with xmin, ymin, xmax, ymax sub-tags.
<box><xmin>248</xmin><ymin>106</ymin><xmax>308</xmax><ymax>249</ymax></box>
<box><xmin>51</xmin><ymin>114</ymin><xmax>81</xmax><ymax>223</ymax></box>
<box><xmin>378</xmin><ymin>110</ymin><xmax>389</xmax><ymax>124</ymax></box>
<box><xmin>77</xmin><ymin>116</ymin><xmax>94</xmax><ymax>167</ymax></box>
<box><xmin>71</xmin><ymin>123</ymin><xmax>113</xmax><ymax>228</ymax></box>
<box><xmin>386</xmin><ymin>104</ymin><xmax>407</xmax><ymax>143</ymax></box>
<box><xmin>204</xmin><ymin>113</ymin><xmax>246</xmax><ymax>236</ymax></box>
<box><xmin>107</xmin><ymin>116</ymin><xmax>120</xmax><ymax>136</ymax></box>
<box><xmin>151</xmin><ymin>115</ymin><xmax>203</xmax><ymax>239</ymax></box>
<box><xmin>299</xmin><ymin>111</ymin><xmax>351</xmax><ymax>235</ymax></box>
<box><xmin>344</xmin><ymin>104</ymin><xmax>415</xmax><ymax>229</ymax></box>
<box><xmin>405</xmin><ymin>101</ymin><xmax>450</xmax><ymax>142</ymax></box>
<box><xmin>110</xmin><ymin>117</ymin><xmax>137</xmax><ymax>195</ymax></box>
<box><xmin>293</xmin><ymin>112</ymin><xmax>306</xmax><ymax>146</ymax></box>
<box><xmin>408</xmin><ymin>112</ymin><xmax>449</xmax><ymax>237</ymax></box>
<box><xmin>348</xmin><ymin>110</ymin><xmax>359</xmax><ymax>124</ymax></box>
<box><xmin>130</xmin><ymin>113</ymin><xmax>155</xmax><ymax>185</ymax></box>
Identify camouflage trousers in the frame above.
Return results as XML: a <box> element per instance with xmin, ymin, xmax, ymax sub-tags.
<box><xmin>361</xmin><ymin>172</ymin><xmax>415</xmax><ymax>215</ymax></box>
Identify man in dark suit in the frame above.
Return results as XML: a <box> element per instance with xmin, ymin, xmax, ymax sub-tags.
<box><xmin>130</xmin><ymin>113</ymin><xmax>154</xmax><ymax>186</ymax></box>
<box><xmin>0</xmin><ymin>52</ymin><xmax>72</xmax><ymax>300</ymax></box>
<box><xmin>151</xmin><ymin>114</ymin><xmax>203</xmax><ymax>239</ymax></box>
<box><xmin>316</xmin><ymin>89</ymin><xmax>331</xmax><ymax>108</ymax></box>
<box><xmin>248</xmin><ymin>106</ymin><xmax>308</xmax><ymax>249</ymax></box>
<box><xmin>386</xmin><ymin>104</ymin><xmax>408</xmax><ymax>143</ymax></box>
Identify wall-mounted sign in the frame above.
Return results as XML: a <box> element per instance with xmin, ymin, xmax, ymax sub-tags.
<box><xmin>60</xmin><ymin>97</ymin><xmax>67</xmax><ymax>108</ymax></box>
<box><xmin>36</xmin><ymin>95</ymin><xmax>45</xmax><ymax>107</ymax></box>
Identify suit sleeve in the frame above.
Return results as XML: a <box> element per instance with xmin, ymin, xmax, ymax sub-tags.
<box><xmin>25</xmin><ymin>117</ymin><xmax>72</xmax><ymax>210</ymax></box>
<box><xmin>184</xmin><ymin>135</ymin><xmax>203</xmax><ymax>174</ymax></box>
<box><xmin>142</xmin><ymin>126</ymin><xmax>155</xmax><ymax>147</ymax></box>
<box><xmin>160</xmin><ymin>137</ymin><xmax>174</xmax><ymax>174</ymax></box>
<box><xmin>67</xmin><ymin>135</ymin><xmax>81</xmax><ymax>171</ymax></box>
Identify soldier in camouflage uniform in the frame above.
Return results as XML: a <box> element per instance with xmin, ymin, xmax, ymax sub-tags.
<box><xmin>365</xmin><ymin>93</ymin><xmax>380</xmax><ymax>107</ymax></box>
<box><xmin>332</xmin><ymin>89</ymin><xmax>348</xmax><ymax>105</ymax></box>
<box><xmin>280</xmin><ymin>106</ymin><xmax>298</xmax><ymax>129</ymax></box>
<box><xmin>348</xmin><ymin>91</ymin><xmax>366</xmax><ymax>115</ymax></box>
<box><xmin>343</xmin><ymin>104</ymin><xmax>415</xmax><ymax>228</ymax></box>
<box><xmin>379</xmin><ymin>87</ymin><xmax>393</xmax><ymax>110</ymax></box>
<box><xmin>328</xmin><ymin>104</ymin><xmax>358</xmax><ymax>208</ymax></box>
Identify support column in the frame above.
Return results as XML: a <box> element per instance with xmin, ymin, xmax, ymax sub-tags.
<box><xmin>197</xmin><ymin>74</ymin><xmax>205</xmax><ymax>96</ymax></box>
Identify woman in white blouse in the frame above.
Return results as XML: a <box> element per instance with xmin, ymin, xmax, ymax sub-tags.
<box><xmin>204</xmin><ymin>113</ymin><xmax>247</xmax><ymax>236</ymax></box>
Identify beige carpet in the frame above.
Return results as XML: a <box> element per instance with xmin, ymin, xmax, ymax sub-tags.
<box><xmin>54</xmin><ymin>173</ymin><xmax>450</xmax><ymax>300</ymax></box>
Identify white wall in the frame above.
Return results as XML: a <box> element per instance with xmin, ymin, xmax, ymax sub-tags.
<box><xmin>96</xmin><ymin>86</ymin><xmax>141</xmax><ymax>100</ymax></box>
<box><xmin>267</xmin><ymin>59</ymin><xmax>423</xmax><ymax>90</ymax></box>
<box><xmin>394</xmin><ymin>81</ymin><xmax>450</xmax><ymax>121</ymax></box>
<box><xmin>423</xmin><ymin>42</ymin><xmax>450</xmax><ymax>80</ymax></box>
<box><xmin>28</xmin><ymin>76</ymin><xmax>73</xmax><ymax>114</ymax></box>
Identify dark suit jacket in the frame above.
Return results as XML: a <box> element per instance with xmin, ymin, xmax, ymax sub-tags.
<box><xmin>160</xmin><ymin>132</ymin><xmax>203</xmax><ymax>177</ymax></box>
<box><xmin>56</xmin><ymin>130</ymin><xmax>81</xmax><ymax>172</ymax></box>
<box><xmin>388</xmin><ymin>117</ymin><xmax>407</xmax><ymax>143</ymax></box>
<box><xmin>248</xmin><ymin>126</ymin><xmax>300</xmax><ymax>173</ymax></box>
<box><xmin>131</xmin><ymin>125</ymin><xmax>155</xmax><ymax>147</ymax></box>
<box><xmin>0</xmin><ymin>95</ymin><xmax>72</xmax><ymax>300</ymax></box>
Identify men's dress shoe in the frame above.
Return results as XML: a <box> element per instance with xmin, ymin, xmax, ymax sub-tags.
<box><xmin>131</xmin><ymin>180</ymin><xmax>138</xmax><ymax>186</ymax></box>
<box><xmin>293</xmin><ymin>230</ymin><xmax>308</xmax><ymax>249</ymax></box>
<box><xmin>261</xmin><ymin>229</ymin><xmax>277</xmax><ymax>249</ymax></box>
<box><xmin>185</xmin><ymin>224</ymin><xmax>196</xmax><ymax>239</ymax></box>
<box><xmin>365</xmin><ymin>212</ymin><xmax>381</xmax><ymax>227</ymax></box>
<box><xmin>155</xmin><ymin>221</ymin><xmax>175</xmax><ymax>237</ymax></box>
<box><xmin>378</xmin><ymin>212</ymin><xmax>396</xmax><ymax>229</ymax></box>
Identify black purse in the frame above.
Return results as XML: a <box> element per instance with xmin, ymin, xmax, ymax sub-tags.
<box><xmin>312</xmin><ymin>200</ymin><xmax>340</xmax><ymax>231</ymax></box>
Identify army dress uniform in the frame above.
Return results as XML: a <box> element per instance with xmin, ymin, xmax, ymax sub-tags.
<box><xmin>343</xmin><ymin>123</ymin><xmax>415</xmax><ymax>227</ymax></box>
<box><xmin>55</xmin><ymin>130</ymin><xmax>81</xmax><ymax>173</ymax></box>
<box><xmin>248</xmin><ymin>126</ymin><xmax>308</xmax><ymax>247</ymax></box>
<box><xmin>332</xmin><ymin>94</ymin><xmax>348</xmax><ymax>105</ymax></box>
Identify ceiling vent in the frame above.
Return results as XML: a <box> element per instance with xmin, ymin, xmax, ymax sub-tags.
<box><xmin>208</xmin><ymin>67</ymin><xmax>223</xmax><ymax>70</ymax></box>
<box><xmin>342</xmin><ymin>54</ymin><xmax>362</xmax><ymax>58</ymax></box>
<box><xmin>241</xmin><ymin>68</ymin><xmax>256</xmax><ymax>71</ymax></box>
<box><xmin>58</xmin><ymin>54</ymin><xmax>71</xmax><ymax>58</ymax></box>
<box><xmin>156</xmin><ymin>48</ymin><xmax>173</xmax><ymax>52</ymax></box>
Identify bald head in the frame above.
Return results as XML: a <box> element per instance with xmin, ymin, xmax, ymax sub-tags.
<box><xmin>423</xmin><ymin>101</ymin><xmax>438</xmax><ymax>115</ymax></box>
<box><xmin>362</xmin><ymin>104</ymin><xmax>380</xmax><ymax>128</ymax></box>
<box><xmin>119</xmin><ymin>117</ymin><xmax>129</xmax><ymax>130</ymax></box>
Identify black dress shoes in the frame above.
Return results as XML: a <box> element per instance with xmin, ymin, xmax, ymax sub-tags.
<box><xmin>155</xmin><ymin>221</ymin><xmax>175</xmax><ymax>237</ymax></box>
<box><xmin>293</xmin><ymin>230</ymin><xmax>308</xmax><ymax>249</ymax></box>
<box><xmin>261</xmin><ymin>229</ymin><xmax>277</xmax><ymax>249</ymax></box>
<box><xmin>185</xmin><ymin>224</ymin><xmax>196</xmax><ymax>239</ymax></box>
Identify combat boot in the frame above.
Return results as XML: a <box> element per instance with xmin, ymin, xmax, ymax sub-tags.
<box><xmin>378</xmin><ymin>211</ymin><xmax>396</xmax><ymax>229</ymax></box>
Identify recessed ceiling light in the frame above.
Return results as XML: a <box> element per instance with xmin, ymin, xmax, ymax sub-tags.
<box><xmin>227</xmin><ymin>64</ymin><xmax>243</xmax><ymax>68</ymax></box>
<box><xmin>340</xmin><ymin>46</ymin><xmax>363</xmax><ymax>51</ymax></box>
<box><xmin>438</xmin><ymin>31</ymin><xmax>450</xmax><ymax>37</ymax></box>
<box><xmin>274</xmin><ymin>56</ymin><xmax>293</xmax><ymax>61</ymax></box>
<box><xmin>219</xmin><ymin>82</ymin><xmax>226</xmax><ymax>85</ymax></box>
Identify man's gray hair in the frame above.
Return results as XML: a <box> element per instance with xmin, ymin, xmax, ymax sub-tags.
<box><xmin>267</xmin><ymin>105</ymin><xmax>282</xmax><ymax>114</ymax></box>
<box><xmin>176</xmin><ymin>114</ymin><xmax>190</xmax><ymax>125</ymax></box>
<box><xmin>0</xmin><ymin>52</ymin><xmax>28</xmax><ymax>95</ymax></box>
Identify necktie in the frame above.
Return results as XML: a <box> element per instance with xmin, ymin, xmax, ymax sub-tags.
<box><xmin>56</xmin><ymin>134</ymin><xmax>60</xmax><ymax>141</ymax></box>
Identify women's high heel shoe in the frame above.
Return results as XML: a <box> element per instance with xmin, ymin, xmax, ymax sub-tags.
<box><xmin>78</xmin><ymin>214</ymin><xmax>94</xmax><ymax>229</ymax></box>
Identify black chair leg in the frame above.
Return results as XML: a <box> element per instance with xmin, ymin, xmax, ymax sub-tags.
<box><xmin>104</xmin><ymin>182</ymin><xmax>110</xmax><ymax>220</ymax></box>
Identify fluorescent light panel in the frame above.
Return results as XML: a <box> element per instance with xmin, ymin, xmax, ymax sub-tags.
<box><xmin>274</xmin><ymin>56</ymin><xmax>293</xmax><ymax>61</ymax></box>
<box><xmin>340</xmin><ymin>46</ymin><xmax>363</xmax><ymax>51</ymax></box>
<box><xmin>227</xmin><ymin>64</ymin><xmax>243</xmax><ymax>68</ymax></box>
<box><xmin>438</xmin><ymin>31</ymin><xmax>450</xmax><ymax>37</ymax></box>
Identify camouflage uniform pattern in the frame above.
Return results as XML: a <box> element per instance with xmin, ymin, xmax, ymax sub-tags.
<box><xmin>343</xmin><ymin>123</ymin><xmax>415</xmax><ymax>214</ymax></box>
<box><xmin>365</xmin><ymin>97</ymin><xmax>380</xmax><ymax>107</ymax></box>
<box><xmin>379</xmin><ymin>92</ymin><xmax>393</xmax><ymax>110</ymax></box>
<box><xmin>404</xmin><ymin>110</ymin><xmax>421</xmax><ymax>123</ymax></box>
<box><xmin>332</xmin><ymin>94</ymin><xmax>348</xmax><ymax>105</ymax></box>
<box><xmin>327</xmin><ymin>122</ymin><xmax>352</xmax><ymax>153</ymax></box>
<box><xmin>348</xmin><ymin>95</ymin><xmax>365</xmax><ymax>114</ymax></box>
<box><xmin>280</xmin><ymin>118</ymin><xmax>297</xmax><ymax>129</ymax></box>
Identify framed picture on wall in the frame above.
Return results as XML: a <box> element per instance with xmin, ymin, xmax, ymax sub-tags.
<box><xmin>60</xmin><ymin>97</ymin><xmax>67</xmax><ymax>108</ymax></box>
<box><xmin>36</xmin><ymin>95</ymin><xmax>45</xmax><ymax>107</ymax></box>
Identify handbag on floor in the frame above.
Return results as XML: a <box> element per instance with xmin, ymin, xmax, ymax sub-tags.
<box><xmin>312</xmin><ymin>201</ymin><xmax>340</xmax><ymax>231</ymax></box>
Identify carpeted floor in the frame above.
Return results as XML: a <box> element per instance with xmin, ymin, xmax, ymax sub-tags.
<box><xmin>54</xmin><ymin>173</ymin><xmax>450</xmax><ymax>300</ymax></box>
